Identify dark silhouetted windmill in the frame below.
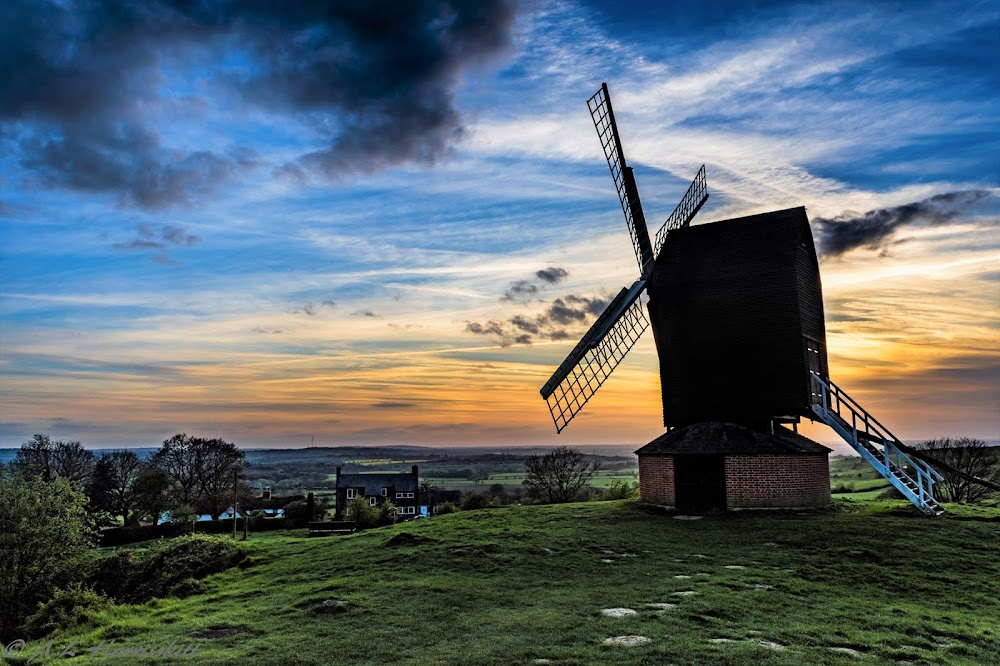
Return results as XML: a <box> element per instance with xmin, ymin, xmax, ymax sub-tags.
<box><xmin>540</xmin><ymin>83</ymin><xmax>944</xmax><ymax>515</ymax></box>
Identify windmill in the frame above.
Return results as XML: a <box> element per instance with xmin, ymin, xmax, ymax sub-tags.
<box><xmin>539</xmin><ymin>83</ymin><xmax>945</xmax><ymax>515</ymax></box>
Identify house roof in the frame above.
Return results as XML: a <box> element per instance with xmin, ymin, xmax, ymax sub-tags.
<box><xmin>635</xmin><ymin>422</ymin><xmax>831</xmax><ymax>456</ymax></box>
<box><xmin>338</xmin><ymin>472</ymin><xmax>418</xmax><ymax>494</ymax></box>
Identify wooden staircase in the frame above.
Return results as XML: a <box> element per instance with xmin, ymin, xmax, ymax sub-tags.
<box><xmin>810</xmin><ymin>373</ymin><xmax>944</xmax><ymax>515</ymax></box>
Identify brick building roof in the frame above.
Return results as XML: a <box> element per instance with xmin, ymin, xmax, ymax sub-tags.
<box><xmin>636</xmin><ymin>421</ymin><xmax>830</xmax><ymax>456</ymax></box>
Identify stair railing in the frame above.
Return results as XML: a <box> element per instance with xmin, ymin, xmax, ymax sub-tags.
<box><xmin>810</xmin><ymin>372</ymin><xmax>943</xmax><ymax>513</ymax></box>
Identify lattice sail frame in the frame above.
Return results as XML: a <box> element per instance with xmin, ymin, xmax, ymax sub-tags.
<box><xmin>653</xmin><ymin>165</ymin><xmax>708</xmax><ymax>256</ymax></box>
<box><xmin>587</xmin><ymin>84</ymin><xmax>654</xmax><ymax>272</ymax></box>
<box><xmin>540</xmin><ymin>282</ymin><xmax>649</xmax><ymax>433</ymax></box>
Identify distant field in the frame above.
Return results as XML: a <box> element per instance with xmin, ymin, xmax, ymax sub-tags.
<box><xmin>42</xmin><ymin>499</ymin><xmax>1000</xmax><ymax>665</ymax></box>
<box><xmin>423</xmin><ymin>468</ymin><xmax>639</xmax><ymax>490</ymax></box>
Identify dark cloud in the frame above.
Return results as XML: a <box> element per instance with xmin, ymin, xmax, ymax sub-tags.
<box><xmin>371</xmin><ymin>402</ymin><xmax>416</xmax><ymax>410</ymax></box>
<box><xmin>1</xmin><ymin>0</ymin><xmax>517</xmax><ymax>206</ymax></box>
<box><xmin>289</xmin><ymin>300</ymin><xmax>336</xmax><ymax>316</ymax></box>
<box><xmin>112</xmin><ymin>223</ymin><xmax>201</xmax><ymax>259</ymax></box>
<box><xmin>465</xmin><ymin>293</ymin><xmax>611</xmax><ymax>346</ymax></box>
<box><xmin>499</xmin><ymin>266</ymin><xmax>570</xmax><ymax>302</ymax></box>
<box><xmin>351</xmin><ymin>309</ymin><xmax>381</xmax><ymax>318</ymax></box>
<box><xmin>252</xmin><ymin>327</ymin><xmax>284</xmax><ymax>335</ymax></box>
<box><xmin>535</xmin><ymin>267</ymin><xmax>569</xmax><ymax>284</ymax></box>
<box><xmin>814</xmin><ymin>190</ymin><xmax>993</xmax><ymax>257</ymax></box>
<box><xmin>500</xmin><ymin>280</ymin><xmax>538</xmax><ymax>302</ymax></box>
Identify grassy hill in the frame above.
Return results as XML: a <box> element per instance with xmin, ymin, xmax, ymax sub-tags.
<box><xmin>18</xmin><ymin>501</ymin><xmax>1000</xmax><ymax>665</ymax></box>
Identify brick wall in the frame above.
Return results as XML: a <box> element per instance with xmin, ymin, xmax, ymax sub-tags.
<box><xmin>724</xmin><ymin>454</ymin><xmax>830</xmax><ymax>508</ymax></box>
<box><xmin>638</xmin><ymin>456</ymin><xmax>675</xmax><ymax>507</ymax></box>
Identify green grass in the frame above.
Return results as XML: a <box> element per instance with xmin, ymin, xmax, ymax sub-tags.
<box><xmin>16</xmin><ymin>500</ymin><xmax>1000</xmax><ymax>665</ymax></box>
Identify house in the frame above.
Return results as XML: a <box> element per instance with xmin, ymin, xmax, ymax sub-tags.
<box><xmin>335</xmin><ymin>465</ymin><xmax>420</xmax><ymax>518</ymax></box>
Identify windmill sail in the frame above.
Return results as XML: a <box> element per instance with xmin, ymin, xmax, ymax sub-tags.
<box><xmin>540</xmin><ymin>279</ymin><xmax>649</xmax><ymax>432</ymax></box>
<box><xmin>588</xmin><ymin>83</ymin><xmax>654</xmax><ymax>273</ymax></box>
<box><xmin>653</xmin><ymin>165</ymin><xmax>708</xmax><ymax>257</ymax></box>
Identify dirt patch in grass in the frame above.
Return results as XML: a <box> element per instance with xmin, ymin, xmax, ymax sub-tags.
<box><xmin>386</xmin><ymin>532</ymin><xmax>430</xmax><ymax>547</ymax></box>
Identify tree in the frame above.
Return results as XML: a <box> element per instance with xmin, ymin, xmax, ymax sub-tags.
<box><xmin>152</xmin><ymin>434</ymin><xmax>248</xmax><ymax>519</ymax></box>
<box><xmin>10</xmin><ymin>435</ymin><xmax>94</xmax><ymax>486</ymax></box>
<box><xmin>89</xmin><ymin>451</ymin><xmax>142</xmax><ymax>526</ymax></box>
<box><xmin>0</xmin><ymin>473</ymin><xmax>96</xmax><ymax>638</ymax></box>
<box><xmin>917</xmin><ymin>437</ymin><xmax>1000</xmax><ymax>503</ymax></box>
<box><xmin>132</xmin><ymin>465</ymin><xmax>174</xmax><ymax>525</ymax></box>
<box><xmin>195</xmin><ymin>438</ymin><xmax>248</xmax><ymax>520</ymax></box>
<box><xmin>151</xmin><ymin>434</ymin><xmax>205</xmax><ymax>506</ymax></box>
<box><xmin>523</xmin><ymin>446</ymin><xmax>600</xmax><ymax>504</ymax></box>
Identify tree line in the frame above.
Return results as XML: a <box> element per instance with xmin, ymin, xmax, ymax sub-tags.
<box><xmin>8</xmin><ymin>433</ymin><xmax>250</xmax><ymax>526</ymax></box>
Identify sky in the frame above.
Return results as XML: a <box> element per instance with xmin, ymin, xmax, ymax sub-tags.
<box><xmin>1</xmin><ymin>0</ymin><xmax>998</xmax><ymax>452</ymax></box>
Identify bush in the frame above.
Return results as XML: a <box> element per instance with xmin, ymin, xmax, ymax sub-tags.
<box><xmin>601</xmin><ymin>480</ymin><xmax>637</xmax><ymax>501</ymax></box>
<box><xmin>23</xmin><ymin>584</ymin><xmax>107</xmax><ymax>638</ymax></box>
<box><xmin>346</xmin><ymin>497</ymin><xmax>380</xmax><ymax>529</ymax></box>
<box><xmin>460</xmin><ymin>492</ymin><xmax>495</xmax><ymax>511</ymax></box>
<box><xmin>89</xmin><ymin>534</ymin><xmax>248</xmax><ymax>604</ymax></box>
<box><xmin>434</xmin><ymin>501</ymin><xmax>457</xmax><ymax>515</ymax></box>
<box><xmin>377</xmin><ymin>500</ymin><xmax>398</xmax><ymax>527</ymax></box>
<box><xmin>284</xmin><ymin>500</ymin><xmax>311</xmax><ymax>527</ymax></box>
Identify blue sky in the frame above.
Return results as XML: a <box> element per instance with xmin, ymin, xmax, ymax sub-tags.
<box><xmin>1</xmin><ymin>0</ymin><xmax>998</xmax><ymax>450</ymax></box>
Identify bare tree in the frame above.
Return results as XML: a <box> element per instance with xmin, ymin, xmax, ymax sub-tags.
<box><xmin>151</xmin><ymin>434</ymin><xmax>248</xmax><ymax>520</ymax></box>
<box><xmin>10</xmin><ymin>435</ymin><xmax>94</xmax><ymax>486</ymax></box>
<box><xmin>196</xmin><ymin>438</ymin><xmax>249</xmax><ymax>521</ymax></box>
<box><xmin>151</xmin><ymin>434</ymin><xmax>206</xmax><ymax>506</ymax></box>
<box><xmin>917</xmin><ymin>437</ymin><xmax>999</xmax><ymax>503</ymax></box>
<box><xmin>524</xmin><ymin>446</ymin><xmax>600</xmax><ymax>503</ymax></box>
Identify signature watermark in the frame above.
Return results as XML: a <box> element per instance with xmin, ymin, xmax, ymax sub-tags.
<box><xmin>5</xmin><ymin>638</ymin><xmax>199</xmax><ymax>661</ymax></box>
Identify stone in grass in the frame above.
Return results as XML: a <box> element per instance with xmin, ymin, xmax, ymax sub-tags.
<box><xmin>828</xmin><ymin>647</ymin><xmax>863</xmax><ymax>658</ymax></box>
<box><xmin>646</xmin><ymin>603</ymin><xmax>676</xmax><ymax>611</ymax></box>
<box><xmin>600</xmin><ymin>608</ymin><xmax>638</xmax><ymax>618</ymax></box>
<box><xmin>754</xmin><ymin>640</ymin><xmax>785</xmax><ymax>651</ymax></box>
<box><xmin>309</xmin><ymin>599</ymin><xmax>349</xmax><ymax>615</ymax></box>
<box><xmin>604</xmin><ymin>636</ymin><xmax>651</xmax><ymax>647</ymax></box>
<box><xmin>601</xmin><ymin>558</ymin><xmax>615</xmax><ymax>563</ymax></box>
<box><xmin>674</xmin><ymin>574</ymin><xmax>692</xmax><ymax>579</ymax></box>
<box><xmin>672</xmin><ymin>590</ymin><xmax>697</xmax><ymax>597</ymax></box>
<box><xmin>724</xmin><ymin>565</ymin><xmax>746</xmax><ymax>569</ymax></box>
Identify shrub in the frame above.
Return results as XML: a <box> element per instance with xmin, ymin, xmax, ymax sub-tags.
<box><xmin>460</xmin><ymin>492</ymin><xmax>495</xmax><ymax>511</ymax></box>
<box><xmin>377</xmin><ymin>500</ymin><xmax>398</xmax><ymax>527</ymax></box>
<box><xmin>346</xmin><ymin>497</ymin><xmax>380</xmax><ymax>529</ymax></box>
<box><xmin>90</xmin><ymin>534</ymin><xmax>248</xmax><ymax>604</ymax></box>
<box><xmin>169</xmin><ymin>503</ymin><xmax>197</xmax><ymax>532</ymax></box>
<box><xmin>23</xmin><ymin>584</ymin><xmax>107</xmax><ymax>638</ymax></box>
<box><xmin>284</xmin><ymin>500</ymin><xmax>311</xmax><ymax>527</ymax></box>
<box><xmin>601</xmin><ymin>480</ymin><xmax>637</xmax><ymax>501</ymax></box>
<box><xmin>434</xmin><ymin>501</ymin><xmax>457</xmax><ymax>515</ymax></box>
<box><xmin>0</xmin><ymin>474</ymin><xmax>95</xmax><ymax>639</ymax></box>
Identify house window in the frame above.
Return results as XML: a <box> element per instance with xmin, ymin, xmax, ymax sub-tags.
<box><xmin>396</xmin><ymin>506</ymin><xmax>415</xmax><ymax>515</ymax></box>
<box><xmin>369</xmin><ymin>497</ymin><xmax>378</xmax><ymax>506</ymax></box>
<box><xmin>381</xmin><ymin>488</ymin><xmax>387</xmax><ymax>496</ymax></box>
<box><xmin>395</xmin><ymin>492</ymin><xmax>414</xmax><ymax>499</ymax></box>
<box><xmin>346</xmin><ymin>488</ymin><xmax>358</xmax><ymax>499</ymax></box>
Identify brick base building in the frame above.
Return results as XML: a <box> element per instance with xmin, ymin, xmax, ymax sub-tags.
<box><xmin>636</xmin><ymin>422</ymin><xmax>830</xmax><ymax>512</ymax></box>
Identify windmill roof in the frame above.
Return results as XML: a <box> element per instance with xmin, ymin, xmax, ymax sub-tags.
<box><xmin>635</xmin><ymin>422</ymin><xmax>831</xmax><ymax>456</ymax></box>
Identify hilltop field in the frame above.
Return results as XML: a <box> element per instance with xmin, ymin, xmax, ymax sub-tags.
<box><xmin>15</xmin><ymin>500</ymin><xmax>999</xmax><ymax>666</ymax></box>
